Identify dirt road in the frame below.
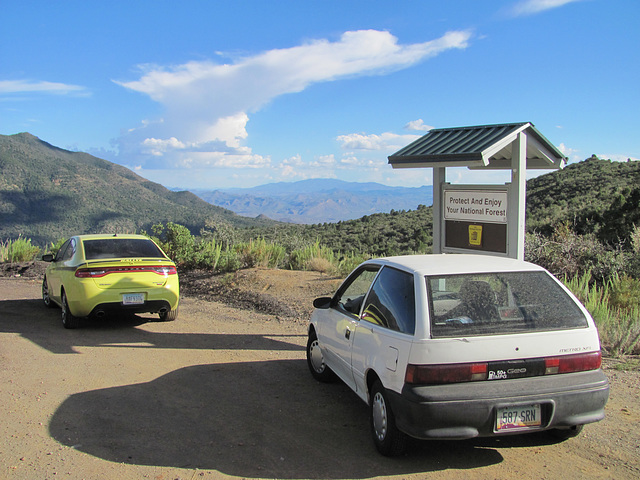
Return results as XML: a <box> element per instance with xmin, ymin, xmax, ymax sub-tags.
<box><xmin>1</xmin><ymin>272</ymin><xmax>638</xmax><ymax>480</ymax></box>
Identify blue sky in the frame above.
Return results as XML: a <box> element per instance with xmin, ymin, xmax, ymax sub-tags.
<box><xmin>2</xmin><ymin>0</ymin><xmax>638</xmax><ymax>189</ymax></box>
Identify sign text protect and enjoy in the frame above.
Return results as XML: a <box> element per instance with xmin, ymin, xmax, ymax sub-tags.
<box><xmin>444</xmin><ymin>190</ymin><xmax>508</xmax><ymax>224</ymax></box>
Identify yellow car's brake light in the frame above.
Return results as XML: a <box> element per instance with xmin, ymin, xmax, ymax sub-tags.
<box><xmin>75</xmin><ymin>265</ymin><xmax>177</xmax><ymax>278</ymax></box>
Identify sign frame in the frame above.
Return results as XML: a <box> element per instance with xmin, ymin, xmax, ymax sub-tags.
<box><xmin>441</xmin><ymin>185</ymin><xmax>510</xmax><ymax>255</ymax></box>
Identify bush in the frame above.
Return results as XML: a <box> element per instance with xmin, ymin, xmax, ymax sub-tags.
<box><xmin>564</xmin><ymin>272</ymin><xmax>640</xmax><ymax>356</ymax></box>
<box><xmin>235</xmin><ymin>238</ymin><xmax>286</xmax><ymax>269</ymax></box>
<box><xmin>0</xmin><ymin>236</ymin><xmax>41</xmax><ymax>262</ymax></box>
<box><xmin>525</xmin><ymin>224</ymin><xmax>628</xmax><ymax>284</ymax></box>
<box><xmin>153</xmin><ymin>222</ymin><xmax>196</xmax><ymax>267</ymax></box>
<box><xmin>194</xmin><ymin>239</ymin><xmax>223</xmax><ymax>270</ymax></box>
<box><xmin>288</xmin><ymin>241</ymin><xmax>336</xmax><ymax>271</ymax></box>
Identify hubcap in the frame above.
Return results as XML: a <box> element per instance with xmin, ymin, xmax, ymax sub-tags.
<box><xmin>309</xmin><ymin>339</ymin><xmax>325</xmax><ymax>373</ymax></box>
<box><xmin>42</xmin><ymin>281</ymin><xmax>49</xmax><ymax>304</ymax></box>
<box><xmin>372</xmin><ymin>391</ymin><xmax>388</xmax><ymax>441</ymax></box>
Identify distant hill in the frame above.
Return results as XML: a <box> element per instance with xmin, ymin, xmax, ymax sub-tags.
<box><xmin>526</xmin><ymin>156</ymin><xmax>640</xmax><ymax>243</ymax></box>
<box><xmin>191</xmin><ymin>179</ymin><xmax>434</xmax><ymax>223</ymax></box>
<box><xmin>0</xmin><ymin>133</ymin><xmax>275</xmax><ymax>244</ymax></box>
<box><xmin>243</xmin><ymin>157</ymin><xmax>640</xmax><ymax>256</ymax></box>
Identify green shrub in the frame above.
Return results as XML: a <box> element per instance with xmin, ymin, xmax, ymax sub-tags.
<box><xmin>194</xmin><ymin>239</ymin><xmax>223</xmax><ymax>270</ymax></box>
<box><xmin>526</xmin><ymin>224</ymin><xmax>627</xmax><ymax>284</ymax></box>
<box><xmin>564</xmin><ymin>271</ymin><xmax>640</xmax><ymax>356</ymax></box>
<box><xmin>217</xmin><ymin>247</ymin><xmax>242</xmax><ymax>273</ymax></box>
<box><xmin>288</xmin><ymin>241</ymin><xmax>336</xmax><ymax>271</ymax></box>
<box><xmin>0</xmin><ymin>236</ymin><xmax>41</xmax><ymax>262</ymax></box>
<box><xmin>235</xmin><ymin>238</ymin><xmax>286</xmax><ymax>269</ymax></box>
<box><xmin>153</xmin><ymin>222</ymin><xmax>196</xmax><ymax>266</ymax></box>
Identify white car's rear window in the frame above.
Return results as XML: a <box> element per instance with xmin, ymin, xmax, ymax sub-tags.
<box><xmin>427</xmin><ymin>271</ymin><xmax>588</xmax><ymax>338</ymax></box>
<box><xmin>83</xmin><ymin>239</ymin><xmax>165</xmax><ymax>260</ymax></box>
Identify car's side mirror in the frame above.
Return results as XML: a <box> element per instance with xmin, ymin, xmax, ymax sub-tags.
<box><xmin>313</xmin><ymin>296</ymin><xmax>332</xmax><ymax>309</ymax></box>
<box><xmin>42</xmin><ymin>254</ymin><xmax>54</xmax><ymax>262</ymax></box>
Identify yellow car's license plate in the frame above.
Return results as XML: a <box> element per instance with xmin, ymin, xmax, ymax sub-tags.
<box><xmin>496</xmin><ymin>404</ymin><xmax>541</xmax><ymax>431</ymax></box>
<box><xmin>122</xmin><ymin>293</ymin><xmax>145</xmax><ymax>305</ymax></box>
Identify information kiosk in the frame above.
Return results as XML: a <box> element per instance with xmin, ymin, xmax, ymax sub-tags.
<box><xmin>388</xmin><ymin>122</ymin><xmax>566</xmax><ymax>260</ymax></box>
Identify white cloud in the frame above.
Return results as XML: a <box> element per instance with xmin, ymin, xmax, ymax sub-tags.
<box><xmin>511</xmin><ymin>0</ymin><xmax>585</xmax><ymax>17</ymax></box>
<box><xmin>0</xmin><ymin>79</ymin><xmax>89</xmax><ymax>96</ymax></box>
<box><xmin>405</xmin><ymin>119</ymin><xmax>434</xmax><ymax>132</ymax></box>
<box><xmin>337</xmin><ymin>132</ymin><xmax>421</xmax><ymax>151</ymax></box>
<box><xmin>114</xmin><ymin>29</ymin><xmax>472</xmax><ymax>170</ymax></box>
<box><xmin>558</xmin><ymin>142</ymin><xmax>582</xmax><ymax>163</ymax></box>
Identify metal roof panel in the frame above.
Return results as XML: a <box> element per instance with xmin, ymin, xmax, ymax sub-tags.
<box><xmin>388</xmin><ymin>122</ymin><xmax>565</xmax><ymax>170</ymax></box>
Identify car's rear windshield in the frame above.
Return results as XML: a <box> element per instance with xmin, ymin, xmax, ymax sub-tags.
<box><xmin>83</xmin><ymin>238</ymin><xmax>165</xmax><ymax>260</ymax></box>
<box><xmin>427</xmin><ymin>271</ymin><xmax>588</xmax><ymax>338</ymax></box>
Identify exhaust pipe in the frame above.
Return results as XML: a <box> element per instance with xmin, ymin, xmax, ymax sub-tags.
<box><xmin>95</xmin><ymin>310</ymin><xmax>106</xmax><ymax>318</ymax></box>
<box><xmin>158</xmin><ymin>308</ymin><xmax>168</xmax><ymax>315</ymax></box>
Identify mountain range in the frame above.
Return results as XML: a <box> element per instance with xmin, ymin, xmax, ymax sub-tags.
<box><xmin>190</xmin><ymin>180</ymin><xmax>433</xmax><ymax>224</ymax></box>
<box><xmin>0</xmin><ymin>133</ymin><xmax>274</xmax><ymax>244</ymax></box>
<box><xmin>2</xmin><ymin>132</ymin><xmax>638</xmax><ymax>250</ymax></box>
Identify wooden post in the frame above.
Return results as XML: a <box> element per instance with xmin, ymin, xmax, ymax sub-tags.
<box><xmin>508</xmin><ymin>131</ymin><xmax>527</xmax><ymax>260</ymax></box>
<box><xmin>432</xmin><ymin>167</ymin><xmax>446</xmax><ymax>254</ymax></box>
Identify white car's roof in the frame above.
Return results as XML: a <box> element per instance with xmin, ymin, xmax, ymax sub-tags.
<box><xmin>366</xmin><ymin>254</ymin><xmax>545</xmax><ymax>277</ymax></box>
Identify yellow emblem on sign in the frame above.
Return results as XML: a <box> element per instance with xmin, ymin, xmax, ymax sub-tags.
<box><xmin>469</xmin><ymin>225</ymin><xmax>483</xmax><ymax>246</ymax></box>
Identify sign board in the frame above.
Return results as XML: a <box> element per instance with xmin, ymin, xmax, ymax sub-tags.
<box><xmin>443</xmin><ymin>190</ymin><xmax>508</xmax><ymax>224</ymax></box>
<box><xmin>443</xmin><ymin>187</ymin><xmax>509</xmax><ymax>254</ymax></box>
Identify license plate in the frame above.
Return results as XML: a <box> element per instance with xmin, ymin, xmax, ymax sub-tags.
<box><xmin>496</xmin><ymin>404</ymin><xmax>541</xmax><ymax>431</ymax></box>
<box><xmin>122</xmin><ymin>293</ymin><xmax>145</xmax><ymax>305</ymax></box>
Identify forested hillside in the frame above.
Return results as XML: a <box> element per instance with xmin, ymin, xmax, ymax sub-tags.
<box><xmin>526</xmin><ymin>156</ymin><xmax>640</xmax><ymax>245</ymax></box>
<box><xmin>0</xmin><ymin>133</ymin><xmax>275</xmax><ymax>244</ymax></box>
<box><xmin>1</xmin><ymin>132</ymin><xmax>638</xmax><ymax>255</ymax></box>
<box><xmin>238</xmin><ymin>157</ymin><xmax>640</xmax><ymax>256</ymax></box>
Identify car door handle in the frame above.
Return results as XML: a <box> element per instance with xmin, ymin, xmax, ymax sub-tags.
<box><xmin>345</xmin><ymin>328</ymin><xmax>351</xmax><ymax>340</ymax></box>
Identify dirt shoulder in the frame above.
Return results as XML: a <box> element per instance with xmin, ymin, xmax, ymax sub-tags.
<box><xmin>0</xmin><ymin>264</ymin><xmax>638</xmax><ymax>479</ymax></box>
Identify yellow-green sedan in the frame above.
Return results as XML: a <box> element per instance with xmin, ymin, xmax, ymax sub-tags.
<box><xmin>42</xmin><ymin>234</ymin><xmax>179</xmax><ymax>328</ymax></box>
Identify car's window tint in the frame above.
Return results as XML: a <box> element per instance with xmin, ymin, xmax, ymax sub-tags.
<box><xmin>362</xmin><ymin>267</ymin><xmax>416</xmax><ymax>335</ymax></box>
<box><xmin>55</xmin><ymin>239</ymin><xmax>71</xmax><ymax>262</ymax></box>
<box><xmin>334</xmin><ymin>266</ymin><xmax>380</xmax><ymax>316</ymax></box>
<box><xmin>59</xmin><ymin>238</ymin><xmax>76</xmax><ymax>262</ymax></box>
<box><xmin>428</xmin><ymin>271</ymin><xmax>588</xmax><ymax>338</ymax></box>
<box><xmin>83</xmin><ymin>239</ymin><xmax>164</xmax><ymax>260</ymax></box>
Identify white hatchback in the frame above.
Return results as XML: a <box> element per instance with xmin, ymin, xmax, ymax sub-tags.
<box><xmin>306</xmin><ymin>254</ymin><xmax>609</xmax><ymax>456</ymax></box>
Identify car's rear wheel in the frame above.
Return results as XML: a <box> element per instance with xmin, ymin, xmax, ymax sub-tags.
<box><xmin>306</xmin><ymin>330</ymin><xmax>335</xmax><ymax>382</ymax></box>
<box><xmin>42</xmin><ymin>276</ymin><xmax>55</xmax><ymax>308</ymax></box>
<box><xmin>370</xmin><ymin>380</ymin><xmax>407</xmax><ymax>456</ymax></box>
<box><xmin>61</xmin><ymin>290</ymin><xmax>80</xmax><ymax>329</ymax></box>
<box><xmin>548</xmin><ymin>424</ymin><xmax>584</xmax><ymax>440</ymax></box>
<box><xmin>159</xmin><ymin>308</ymin><xmax>178</xmax><ymax>321</ymax></box>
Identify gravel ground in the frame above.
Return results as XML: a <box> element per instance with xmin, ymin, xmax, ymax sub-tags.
<box><xmin>0</xmin><ymin>264</ymin><xmax>638</xmax><ymax>479</ymax></box>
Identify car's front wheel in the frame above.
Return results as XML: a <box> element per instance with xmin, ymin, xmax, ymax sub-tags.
<box><xmin>306</xmin><ymin>330</ymin><xmax>335</xmax><ymax>382</ymax></box>
<box><xmin>42</xmin><ymin>276</ymin><xmax>55</xmax><ymax>308</ymax></box>
<box><xmin>61</xmin><ymin>290</ymin><xmax>80</xmax><ymax>329</ymax></box>
<box><xmin>370</xmin><ymin>380</ymin><xmax>407</xmax><ymax>456</ymax></box>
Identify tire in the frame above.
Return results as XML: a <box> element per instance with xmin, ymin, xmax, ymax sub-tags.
<box><xmin>306</xmin><ymin>330</ymin><xmax>335</xmax><ymax>382</ymax></box>
<box><xmin>61</xmin><ymin>290</ymin><xmax>80</xmax><ymax>329</ymax></box>
<box><xmin>42</xmin><ymin>276</ymin><xmax>55</xmax><ymax>308</ymax></box>
<box><xmin>159</xmin><ymin>307</ymin><xmax>179</xmax><ymax>322</ymax></box>
<box><xmin>370</xmin><ymin>380</ymin><xmax>407</xmax><ymax>456</ymax></box>
<box><xmin>548</xmin><ymin>424</ymin><xmax>584</xmax><ymax>440</ymax></box>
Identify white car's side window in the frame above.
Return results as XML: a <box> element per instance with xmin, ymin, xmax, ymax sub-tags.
<box><xmin>334</xmin><ymin>267</ymin><xmax>379</xmax><ymax>316</ymax></box>
<box><xmin>361</xmin><ymin>267</ymin><xmax>416</xmax><ymax>335</ymax></box>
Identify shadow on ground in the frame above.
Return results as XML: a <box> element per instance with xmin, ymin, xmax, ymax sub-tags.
<box><xmin>0</xmin><ymin>298</ymin><xmax>302</xmax><ymax>355</ymax></box>
<box><xmin>47</xmin><ymin>358</ymin><xmax>563</xmax><ymax>479</ymax></box>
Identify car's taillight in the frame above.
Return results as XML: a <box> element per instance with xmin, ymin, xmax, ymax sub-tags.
<box><xmin>75</xmin><ymin>265</ymin><xmax>177</xmax><ymax>278</ymax></box>
<box><xmin>406</xmin><ymin>351</ymin><xmax>602</xmax><ymax>385</ymax></box>
<box><xmin>405</xmin><ymin>363</ymin><xmax>488</xmax><ymax>385</ymax></box>
<box><xmin>544</xmin><ymin>351</ymin><xmax>602</xmax><ymax>374</ymax></box>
